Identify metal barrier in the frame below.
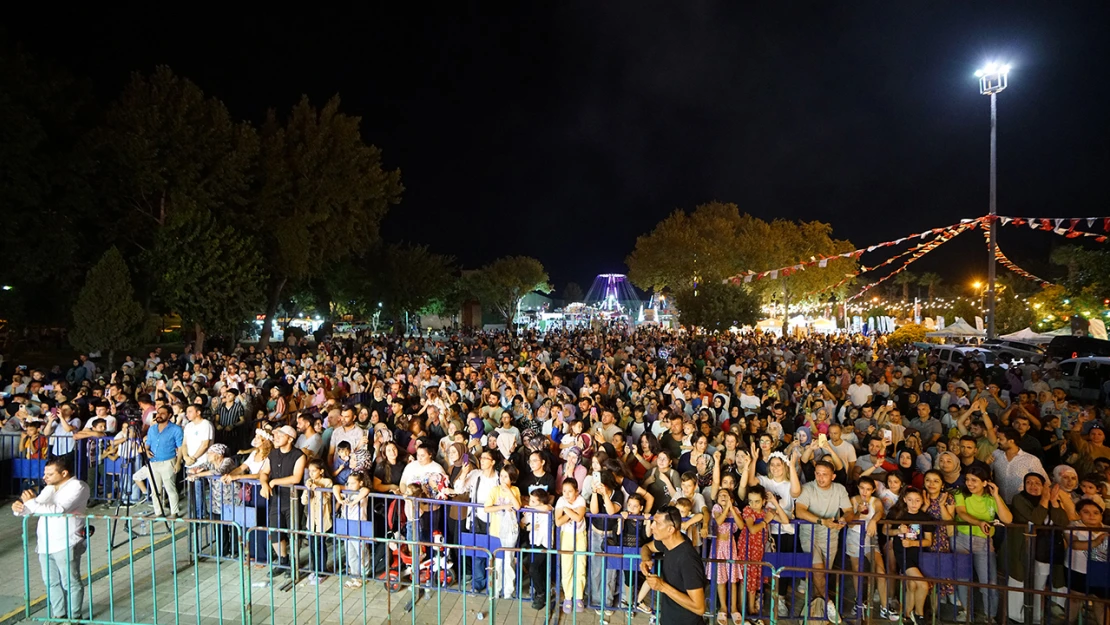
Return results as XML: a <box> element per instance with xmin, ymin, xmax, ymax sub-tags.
<box><xmin>20</xmin><ymin>513</ymin><xmax>245</xmax><ymax>625</ymax></box>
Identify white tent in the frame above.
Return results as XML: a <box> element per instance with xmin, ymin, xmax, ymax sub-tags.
<box><xmin>999</xmin><ymin>327</ymin><xmax>1054</xmax><ymax>344</ymax></box>
<box><xmin>926</xmin><ymin>318</ymin><xmax>985</xmax><ymax>338</ymax></box>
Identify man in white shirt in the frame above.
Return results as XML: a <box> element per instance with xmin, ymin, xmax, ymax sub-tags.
<box><xmin>294</xmin><ymin>412</ymin><xmax>323</xmax><ymax>459</ymax></box>
<box><xmin>847</xmin><ymin>374</ymin><xmax>873</xmax><ymax>407</ymax></box>
<box><xmin>181</xmin><ymin>405</ymin><xmax>214</xmax><ymax>469</ymax></box>
<box><xmin>12</xmin><ymin>458</ymin><xmax>90</xmax><ymax>621</ymax></box>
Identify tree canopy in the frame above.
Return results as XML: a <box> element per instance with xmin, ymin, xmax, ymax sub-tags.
<box><xmin>150</xmin><ymin>212</ymin><xmax>266</xmax><ymax>352</ymax></box>
<box><xmin>626</xmin><ymin>203</ymin><xmax>855</xmax><ymax>334</ymax></box>
<box><xmin>70</xmin><ymin>247</ymin><xmax>148</xmax><ymax>370</ymax></box>
<box><xmin>465</xmin><ymin>256</ymin><xmax>551</xmax><ymax>331</ymax></box>
<box><xmin>246</xmin><ymin>95</ymin><xmax>403</xmax><ymax>344</ymax></box>
<box><xmin>673</xmin><ymin>282</ymin><xmax>761</xmax><ymax>331</ymax></box>
<box><xmin>365</xmin><ymin>243</ymin><xmax>457</xmax><ymax>333</ymax></box>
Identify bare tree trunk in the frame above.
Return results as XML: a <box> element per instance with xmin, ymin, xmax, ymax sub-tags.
<box><xmin>259</xmin><ymin>277</ymin><xmax>288</xmax><ymax>347</ymax></box>
<box><xmin>780</xmin><ymin>286</ymin><xmax>791</xmax><ymax>337</ymax></box>
<box><xmin>194</xmin><ymin>322</ymin><xmax>206</xmax><ymax>354</ymax></box>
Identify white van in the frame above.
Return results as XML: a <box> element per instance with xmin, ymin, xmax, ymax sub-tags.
<box><xmin>1057</xmin><ymin>357</ymin><xmax>1110</xmax><ymax>403</ymax></box>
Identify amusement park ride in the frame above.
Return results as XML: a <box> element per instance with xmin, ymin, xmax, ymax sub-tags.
<box><xmin>520</xmin><ymin>273</ymin><xmax>676</xmax><ymax>332</ymax></box>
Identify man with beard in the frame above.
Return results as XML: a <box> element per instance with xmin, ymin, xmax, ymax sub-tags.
<box><xmin>144</xmin><ymin>405</ymin><xmax>184</xmax><ymax>518</ymax></box>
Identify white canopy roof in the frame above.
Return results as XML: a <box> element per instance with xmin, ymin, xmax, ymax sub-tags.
<box><xmin>999</xmin><ymin>327</ymin><xmax>1054</xmax><ymax>343</ymax></box>
<box><xmin>926</xmin><ymin>318</ymin><xmax>985</xmax><ymax>338</ymax></box>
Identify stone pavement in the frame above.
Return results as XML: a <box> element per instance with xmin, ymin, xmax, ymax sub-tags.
<box><xmin>0</xmin><ymin>501</ymin><xmax>633</xmax><ymax>625</ymax></box>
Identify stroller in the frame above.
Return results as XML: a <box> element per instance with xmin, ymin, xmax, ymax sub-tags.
<box><xmin>379</xmin><ymin>498</ymin><xmax>455</xmax><ymax>591</ymax></box>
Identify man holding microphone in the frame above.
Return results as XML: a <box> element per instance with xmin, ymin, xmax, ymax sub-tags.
<box><xmin>12</xmin><ymin>458</ymin><xmax>91</xmax><ymax>621</ymax></box>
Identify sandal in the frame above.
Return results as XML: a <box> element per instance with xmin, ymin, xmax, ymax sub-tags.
<box><xmin>343</xmin><ymin>578</ymin><xmax>362</xmax><ymax>589</ymax></box>
<box><xmin>731</xmin><ymin>612</ymin><xmax>743</xmax><ymax>625</ymax></box>
<box><xmin>717</xmin><ymin>612</ymin><xmax>728</xmax><ymax>625</ymax></box>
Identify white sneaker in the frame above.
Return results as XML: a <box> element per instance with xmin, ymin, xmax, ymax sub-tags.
<box><xmin>826</xmin><ymin>600</ymin><xmax>842</xmax><ymax>625</ymax></box>
<box><xmin>776</xmin><ymin>599</ymin><xmax>789</xmax><ymax>618</ymax></box>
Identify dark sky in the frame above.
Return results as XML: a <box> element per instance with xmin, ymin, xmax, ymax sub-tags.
<box><xmin>11</xmin><ymin>3</ymin><xmax>1110</xmax><ymax>294</ymax></box>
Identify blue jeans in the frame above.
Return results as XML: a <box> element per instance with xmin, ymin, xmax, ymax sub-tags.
<box><xmin>589</xmin><ymin>529</ymin><xmax>618</xmax><ymax>609</ymax></box>
<box><xmin>39</xmin><ymin>542</ymin><xmax>86</xmax><ymax>619</ymax></box>
<box><xmin>955</xmin><ymin>533</ymin><xmax>998</xmax><ymax>617</ymax></box>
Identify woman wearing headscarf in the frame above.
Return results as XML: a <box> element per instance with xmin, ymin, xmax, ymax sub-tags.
<box><xmin>935</xmin><ymin>451</ymin><xmax>964</xmax><ymax>491</ymax></box>
<box><xmin>1052</xmin><ymin>465</ymin><xmax>1081</xmax><ymax>505</ymax></box>
<box><xmin>1004</xmin><ymin>473</ymin><xmax>1071</xmax><ymax>623</ymax></box>
<box><xmin>896</xmin><ymin>449</ymin><xmax>925</xmax><ymax>489</ymax></box>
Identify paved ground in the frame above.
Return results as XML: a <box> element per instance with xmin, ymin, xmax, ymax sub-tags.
<box><xmin>1</xmin><ymin>501</ymin><xmax>648</xmax><ymax>625</ymax></box>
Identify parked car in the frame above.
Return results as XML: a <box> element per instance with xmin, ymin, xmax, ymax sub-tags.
<box><xmin>1046</xmin><ymin>336</ymin><xmax>1110</xmax><ymax>360</ymax></box>
<box><xmin>1056</xmin><ymin>356</ymin><xmax>1110</xmax><ymax>403</ymax></box>
<box><xmin>982</xmin><ymin>339</ymin><xmax>1045</xmax><ymax>364</ymax></box>
<box><xmin>932</xmin><ymin>345</ymin><xmax>991</xmax><ymax>368</ymax></box>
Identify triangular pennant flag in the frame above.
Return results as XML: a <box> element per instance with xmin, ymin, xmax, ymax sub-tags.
<box><xmin>1013</xmin><ymin>218</ymin><xmax>1026</xmax><ymax>226</ymax></box>
<box><xmin>1029</xmin><ymin>221</ymin><xmax>1038</xmax><ymax>229</ymax></box>
<box><xmin>1054</xmin><ymin>218</ymin><xmax>1064</xmax><ymax>229</ymax></box>
<box><xmin>818</xmin><ymin>259</ymin><xmax>828</xmax><ymax>268</ymax></box>
<box><xmin>744</xmin><ymin>274</ymin><xmax>753</xmax><ymax>283</ymax></box>
<box><xmin>1104</xmin><ymin>218</ymin><xmax>1110</xmax><ymax>232</ymax></box>
<box><xmin>1097</xmin><ymin>236</ymin><xmax>1107</xmax><ymax>243</ymax></box>
<box><xmin>1088</xmin><ymin>218</ymin><xmax>1096</xmax><ymax>228</ymax></box>
<box><xmin>1041</xmin><ymin>219</ymin><xmax>1052</xmax><ymax>230</ymax></box>
<box><xmin>1000</xmin><ymin>217</ymin><xmax>1012</xmax><ymax>226</ymax></box>
<box><xmin>769</xmin><ymin>270</ymin><xmax>778</xmax><ymax>280</ymax></box>
<box><xmin>1069</xmin><ymin>219</ymin><xmax>1080</xmax><ymax>231</ymax></box>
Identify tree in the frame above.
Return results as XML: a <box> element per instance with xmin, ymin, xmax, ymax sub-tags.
<box><xmin>367</xmin><ymin>243</ymin><xmax>457</xmax><ymax>335</ymax></box>
<box><xmin>673</xmin><ymin>282</ymin><xmax>761</xmax><ymax>331</ymax></box>
<box><xmin>626</xmin><ymin>203</ymin><xmax>855</xmax><ymax>336</ymax></box>
<box><xmin>918</xmin><ymin>272</ymin><xmax>942</xmax><ymax>304</ymax></box>
<box><xmin>0</xmin><ymin>50</ymin><xmax>96</xmax><ymax>323</ymax></box>
<box><xmin>739</xmin><ymin>218</ymin><xmax>857</xmax><ymax>335</ymax></box>
<box><xmin>245</xmin><ymin>96</ymin><xmax>403</xmax><ymax>346</ymax></box>
<box><xmin>70</xmin><ymin>247</ymin><xmax>147</xmax><ymax>371</ymax></box>
<box><xmin>893</xmin><ymin>271</ymin><xmax>917</xmax><ymax>302</ymax></box>
<box><xmin>1050</xmin><ymin>246</ymin><xmax>1085</xmax><ymax>284</ymax></box>
<box><xmin>887</xmin><ymin>323</ymin><xmax>927</xmax><ymax>349</ymax></box>
<box><xmin>563</xmin><ymin>281</ymin><xmax>585</xmax><ymax>304</ymax></box>
<box><xmin>89</xmin><ymin>66</ymin><xmax>258</xmax><ymax>256</ymax></box>
<box><xmin>626</xmin><ymin>202</ymin><xmax>749</xmax><ymax>293</ymax></box>
<box><xmin>150</xmin><ymin>212</ymin><xmax>266</xmax><ymax>352</ymax></box>
<box><xmin>465</xmin><ymin>257</ymin><xmax>551</xmax><ymax>333</ymax></box>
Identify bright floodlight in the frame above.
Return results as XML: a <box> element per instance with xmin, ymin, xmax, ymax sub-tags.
<box><xmin>976</xmin><ymin>61</ymin><xmax>1010</xmax><ymax>95</ymax></box>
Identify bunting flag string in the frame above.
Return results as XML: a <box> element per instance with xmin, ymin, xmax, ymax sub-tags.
<box><xmin>844</xmin><ymin>221</ymin><xmax>975</xmax><ymax>302</ymax></box>
<box><xmin>982</xmin><ymin>229</ymin><xmax>1055</xmax><ymax>286</ymax></box>
<box><xmin>724</xmin><ymin>218</ymin><xmax>980</xmax><ymax>285</ymax></box>
<box><xmin>993</xmin><ymin>215</ymin><xmax>1110</xmax><ymax>242</ymax></box>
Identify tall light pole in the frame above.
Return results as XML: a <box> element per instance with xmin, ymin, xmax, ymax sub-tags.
<box><xmin>975</xmin><ymin>62</ymin><xmax>1011</xmax><ymax>339</ymax></box>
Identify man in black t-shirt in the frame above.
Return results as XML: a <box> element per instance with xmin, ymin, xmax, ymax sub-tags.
<box><xmin>640</xmin><ymin>506</ymin><xmax>706</xmax><ymax>625</ymax></box>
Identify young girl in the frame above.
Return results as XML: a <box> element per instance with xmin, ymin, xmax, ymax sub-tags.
<box><xmin>620</xmin><ymin>494</ymin><xmax>655</xmax><ymax>612</ymax></box>
<box><xmin>1066</xmin><ymin>499</ymin><xmax>1109</xmax><ymax>623</ymax></box>
<box><xmin>709</xmin><ymin>488</ymin><xmax>744</xmax><ymax>625</ymax></box>
<box><xmin>484</xmin><ymin>464</ymin><xmax>522</xmax><ymax>600</ymax></box>
<box><xmin>523</xmin><ymin>490</ymin><xmax>553</xmax><ymax>611</ymax></box>
<box><xmin>300</xmin><ymin>459</ymin><xmax>334</xmax><ymax>584</ymax></box>
<box><xmin>333</xmin><ymin>471</ymin><xmax>371</xmax><ymax>589</ymax></box>
<box><xmin>886</xmin><ymin>487</ymin><xmax>933</xmax><ymax>625</ymax></box>
<box><xmin>845</xmin><ymin>477</ymin><xmax>888</xmax><ymax>618</ymax></box>
<box><xmin>742</xmin><ymin>485</ymin><xmax>789</xmax><ymax>619</ymax></box>
<box><xmin>555</xmin><ymin>478</ymin><xmax>588</xmax><ymax>613</ymax></box>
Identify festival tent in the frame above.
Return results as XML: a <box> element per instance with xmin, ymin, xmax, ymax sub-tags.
<box><xmin>999</xmin><ymin>327</ymin><xmax>1054</xmax><ymax>343</ymax></box>
<box><xmin>926</xmin><ymin>318</ymin><xmax>985</xmax><ymax>338</ymax></box>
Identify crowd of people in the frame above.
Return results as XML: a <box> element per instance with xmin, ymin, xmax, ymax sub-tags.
<box><xmin>4</xmin><ymin>326</ymin><xmax>1110</xmax><ymax>625</ymax></box>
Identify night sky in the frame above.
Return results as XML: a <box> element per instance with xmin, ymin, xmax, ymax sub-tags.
<box><xmin>10</xmin><ymin>3</ymin><xmax>1110</xmax><ymax>294</ymax></box>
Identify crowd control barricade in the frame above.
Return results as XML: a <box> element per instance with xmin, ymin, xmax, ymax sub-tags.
<box><xmin>20</xmin><ymin>512</ymin><xmax>246</xmax><ymax>625</ymax></box>
<box><xmin>1</xmin><ymin>432</ymin><xmax>48</xmax><ymax>496</ymax></box>
<box><xmin>241</xmin><ymin>526</ymin><xmax>495</xmax><ymax>625</ymax></box>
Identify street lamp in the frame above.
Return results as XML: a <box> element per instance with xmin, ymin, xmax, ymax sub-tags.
<box><xmin>974</xmin><ymin>61</ymin><xmax>1011</xmax><ymax>339</ymax></box>
<box><xmin>972</xmin><ymin>280</ymin><xmax>986</xmax><ymax>312</ymax></box>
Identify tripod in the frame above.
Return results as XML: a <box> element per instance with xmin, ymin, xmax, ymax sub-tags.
<box><xmin>107</xmin><ymin>423</ymin><xmax>173</xmax><ymax>547</ymax></box>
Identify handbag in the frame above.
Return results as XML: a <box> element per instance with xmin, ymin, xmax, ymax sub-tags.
<box><xmin>499</xmin><ymin>508</ymin><xmax>520</xmax><ymax>546</ymax></box>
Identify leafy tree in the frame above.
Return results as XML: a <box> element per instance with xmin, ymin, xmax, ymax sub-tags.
<box><xmin>563</xmin><ymin>281</ymin><xmax>585</xmax><ymax>304</ymax></box>
<box><xmin>465</xmin><ymin>257</ymin><xmax>551</xmax><ymax>333</ymax></box>
<box><xmin>893</xmin><ymin>271</ymin><xmax>917</xmax><ymax>302</ymax></box>
<box><xmin>887</xmin><ymin>323</ymin><xmax>927</xmax><ymax>349</ymax></box>
<box><xmin>627</xmin><ymin>203</ymin><xmax>855</xmax><ymax>336</ymax></box>
<box><xmin>150</xmin><ymin>212</ymin><xmax>266</xmax><ymax>352</ymax></box>
<box><xmin>739</xmin><ymin>218</ymin><xmax>856</xmax><ymax>335</ymax></box>
<box><xmin>0</xmin><ymin>50</ymin><xmax>95</xmax><ymax>322</ymax></box>
<box><xmin>368</xmin><ymin>243</ymin><xmax>457</xmax><ymax>335</ymax></box>
<box><xmin>70</xmin><ymin>247</ymin><xmax>147</xmax><ymax>371</ymax></box>
<box><xmin>626</xmin><ymin>202</ymin><xmax>749</xmax><ymax>293</ymax></box>
<box><xmin>995</xmin><ymin>288</ymin><xmax>1036</xmax><ymax>335</ymax></box>
<box><xmin>918</xmin><ymin>272</ymin><xmax>942</xmax><ymax>304</ymax></box>
<box><xmin>245</xmin><ymin>96</ymin><xmax>403</xmax><ymax>346</ymax></box>
<box><xmin>89</xmin><ymin>66</ymin><xmax>257</xmax><ymax>255</ymax></box>
<box><xmin>673</xmin><ymin>282</ymin><xmax>761</xmax><ymax>331</ymax></box>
